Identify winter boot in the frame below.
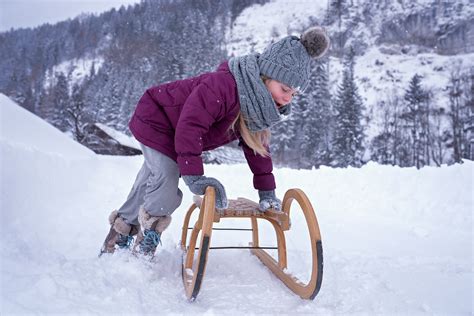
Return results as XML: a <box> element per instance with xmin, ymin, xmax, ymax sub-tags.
<box><xmin>134</xmin><ymin>206</ymin><xmax>172</xmax><ymax>256</ymax></box>
<box><xmin>99</xmin><ymin>210</ymin><xmax>139</xmax><ymax>256</ymax></box>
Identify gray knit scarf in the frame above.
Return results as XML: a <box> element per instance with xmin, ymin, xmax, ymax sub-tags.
<box><xmin>228</xmin><ymin>54</ymin><xmax>290</xmax><ymax>132</ymax></box>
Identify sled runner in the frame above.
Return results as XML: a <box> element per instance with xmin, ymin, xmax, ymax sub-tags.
<box><xmin>180</xmin><ymin>187</ymin><xmax>323</xmax><ymax>301</ymax></box>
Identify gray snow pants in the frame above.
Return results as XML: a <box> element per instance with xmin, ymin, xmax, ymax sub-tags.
<box><xmin>118</xmin><ymin>143</ymin><xmax>183</xmax><ymax>226</ymax></box>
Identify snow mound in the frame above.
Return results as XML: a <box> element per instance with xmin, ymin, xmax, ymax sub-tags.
<box><xmin>0</xmin><ymin>93</ymin><xmax>94</xmax><ymax>158</ymax></box>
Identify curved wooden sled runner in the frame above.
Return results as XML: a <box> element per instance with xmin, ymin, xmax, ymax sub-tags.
<box><xmin>180</xmin><ymin>187</ymin><xmax>323</xmax><ymax>301</ymax></box>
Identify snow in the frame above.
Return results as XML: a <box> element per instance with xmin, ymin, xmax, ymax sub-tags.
<box><xmin>0</xmin><ymin>93</ymin><xmax>94</xmax><ymax>158</ymax></box>
<box><xmin>1</xmin><ymin>95</ymin><xmax>473</xmax><ymax>314</ymax></box>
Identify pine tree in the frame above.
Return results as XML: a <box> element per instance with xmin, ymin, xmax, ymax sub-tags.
<box><xmin>401</xmin><ymin>74</ymin><xmax>430</xmax><ymax>168</ymax></box>
<box><xmin>299</xmin><ymin>58</ymin><xmax>332</xmax><ymax>168</ymax></box>
<box><xmin>331</xmin><ymin>46</ymin><xmax>366</xmax><ymax>167</ymax></box>
<box><xmin>96</xmin><ymin>68</ymin><xmax>122</xmax><ymax>129</ymax></box>
<box><xmin>109</xmin><ymin>78</ymin><xmax>123</xmax><ymax>129</ymax></box>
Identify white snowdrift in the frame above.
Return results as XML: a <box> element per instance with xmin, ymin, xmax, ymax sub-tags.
<box><xmin>1</xmin><ymin>95</ymin><xmax>472</xmax><ymax>315</ymax></box>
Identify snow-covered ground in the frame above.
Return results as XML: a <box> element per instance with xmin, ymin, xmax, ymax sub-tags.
<box><xmin>1</xmin><ymin>94</ymin><xmax>473</xmax><ymax>315</ymax></box>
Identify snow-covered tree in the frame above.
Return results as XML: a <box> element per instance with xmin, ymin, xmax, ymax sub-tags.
<box><xmin>299</xmin><ymin>58</ymin><xmax>332</xmax><ymax>168</ymax></box>
<box><xmin>400</xmin><ymin>74</ymin><xmax>430</xmax><ymax>168</ymax></box>
<box><xmin>331</xmin><ymin>46</ymin><xmax>366</xmax><ymax>167</ymax></box>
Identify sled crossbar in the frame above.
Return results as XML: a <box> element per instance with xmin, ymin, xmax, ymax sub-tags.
<box><xmin>188</xmin><ymin>227</ymin><xmax>253</xmax><ymax>231</ymax></box>
<box><xmin>194</xmin><ymin>246</ymin><xmax>278</xmax><ymax>250</ymax></box>
<box><xmin>180</xmin><ymin>188</ymin><xmax>323</xmax><ymax>302</ymax></box>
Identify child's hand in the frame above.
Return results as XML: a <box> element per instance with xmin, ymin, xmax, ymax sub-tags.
<box><xmin>258</xmin><ymin>190</ymin><xmax>282</xmax><ymax>212</ymax></box>
<box><xmin>182</xmin><ymin>175</ymin><xmax>228</xmax><ymax>209</ymax></box>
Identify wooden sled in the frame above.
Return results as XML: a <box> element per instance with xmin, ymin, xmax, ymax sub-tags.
<box><xmin>180</xmin><ymin>187</ymin><xmax>323</xmax><ymax>301</ymax></box>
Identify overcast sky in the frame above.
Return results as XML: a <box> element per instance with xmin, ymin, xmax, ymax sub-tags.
<box><xmin>0</xmin><ymin>0</ymin><xmax>142</xmax><ymax>32</ymax></box>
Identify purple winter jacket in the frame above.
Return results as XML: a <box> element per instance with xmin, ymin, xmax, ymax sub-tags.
<box><xmin>129</xmin><ymin>61</ymin><xmax>276</xmax><ymax>191</ymax></box>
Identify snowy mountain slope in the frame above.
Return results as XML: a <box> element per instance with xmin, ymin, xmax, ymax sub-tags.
<box><xmin>1</xmin><ymin>96</ymin><xmax>473</xmax><ymax>314</ymax></box>
<box><xmin>226</xmin><ymin>0</ymin><xmax>327</xmax><ymax>56</ymax></box>
<box><xmin>43</xmin><ymin>56</ymin><xmax>104</xmax><ymax>91</ymax></box>
<box><xmin>228</xmin><ymin>0</ymin><xmax>473</xmax><ymax>56</ymax></box>
<box><xmin>227</xmin><ymin>0</ymin><xmax>474</xmax><ymax>142</ymax></box>
<box><xmin>348</xmin><ymin>48</ymin><xmax>474</xmax><ymax>138</ymax></box>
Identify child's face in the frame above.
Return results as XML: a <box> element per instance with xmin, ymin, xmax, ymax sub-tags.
<box><xmin>264</xmin><ymin>79</ymin><xmax>297</xmax><ymax>108</ymax></box>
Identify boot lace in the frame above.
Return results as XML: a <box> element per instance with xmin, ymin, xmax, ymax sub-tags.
<box><xmin>140</xmin><ymin>229</ymin><xmax>162</xmax><ymax>254</ymax></box>
<box><xmin>116</xmin><ymin>234</ymin><xmax>134</xmax><ymax>249</ymax></box>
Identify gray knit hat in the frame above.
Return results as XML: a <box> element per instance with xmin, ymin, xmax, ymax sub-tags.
<box><xmin>258</xmin><ymin>26</ymin><xmax>330</xmax><ymax>92</ymax></box>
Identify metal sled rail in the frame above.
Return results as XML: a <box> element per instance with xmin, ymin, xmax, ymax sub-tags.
<box><xmin>180</xmin><ymin>187</ymin><xmax>323</xmax><ymax>301</ymax></box>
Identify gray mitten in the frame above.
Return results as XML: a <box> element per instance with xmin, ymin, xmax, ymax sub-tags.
<box><xmin>182</xmin><ymin>175</ymin><xmax>228</xmax><ymax>209</ymax></box>
<box><xmin>258</xmin><ymin>190</ymin><xmax>282</xmax><ymax>212</ymax></box>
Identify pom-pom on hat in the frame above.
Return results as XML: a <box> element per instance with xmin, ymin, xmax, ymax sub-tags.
<box><xmin>258</xmin><ymin>26</ymin><xmax>330</xmax><ymax>92</ymax></box>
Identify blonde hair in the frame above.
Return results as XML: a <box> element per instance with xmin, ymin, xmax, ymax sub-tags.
<box><xmin>230</xmin><ymin>113</ymin><xmax>271</xmax><ymax>157</ymax></box>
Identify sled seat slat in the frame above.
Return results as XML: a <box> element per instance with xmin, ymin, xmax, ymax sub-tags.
<box><xmin>193</xmin><ymin>196</ymin><xmax>290</xmax><ymax>230</ymax></box>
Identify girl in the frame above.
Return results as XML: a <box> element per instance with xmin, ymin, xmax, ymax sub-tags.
<box><xmin>100</xmin><ymin>26</ymin><xmax>330</xmax><ymax>256</ymax></box>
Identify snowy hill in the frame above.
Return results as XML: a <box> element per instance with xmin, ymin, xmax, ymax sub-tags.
<box><xmin>227</xmin><ymin>0</ymin><xmax>473</xmax><ymax>57</ymax></box>
<box><xmin>0</xmin><ymin>93</ymin><xmax>94</xmax><ymax>158</ymax></box>
<box><xmin>1</xmin><ymin>95</ymin><xmax>473</xmax><ymax>314</ymax></box>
